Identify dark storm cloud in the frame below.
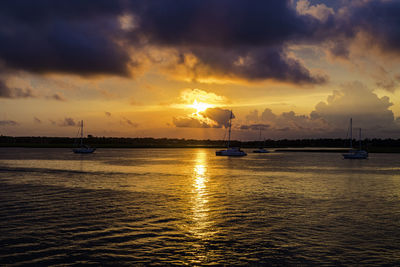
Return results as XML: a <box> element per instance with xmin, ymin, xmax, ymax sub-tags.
<box><xmin>345</xmin><ymin>0</ymin><xmax>400</xmax><ymax>53</ymax></box>
<box><xmin>129</xmin><ymin>0</ymin><xmax>313</xmax><ymax>47</ymax></box>
<box><xmin>318</xmin><ymin>0</ymin><xmax>400</xmax><ymax>59</ymax></box>
<box><xmin>0</xmin><ymin>0</ymin><xmax>325</xmax><ymax>84</ymax></box>
<box><xmin>2</xmin><ymin>0</ymin><xmax>400</xmax><ymax>83</ymax></box>
<box><xmin>132</xmin><ymin>0</ymin><xmax>400</xmax><ymax>59</ymax></box>
<box><xmin>127</xmin><ymin>0</ymin><xmax>327</xmax><ymax>83</ymax></box>
<box><xmin>0</xmin><ymin>0</ymin><xmax>129</xmax><ymax>76</ymax></box>
<box><xmin>186</xmin><ymin>46</ymin><xmax>327</xmax><ymax>83</ymax></box>
<box><xmin>329</xmin><ymin>40</ymin><xmax>350</xmax><ymax>59</ymax></box>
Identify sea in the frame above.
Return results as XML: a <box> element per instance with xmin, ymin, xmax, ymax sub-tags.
<box><xmin>1</xmin><ymin>148</ymin><xmax>400</xmax><ymax>265</ymax></box>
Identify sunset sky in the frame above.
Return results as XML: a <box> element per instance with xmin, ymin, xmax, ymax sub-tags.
<box><xmin>1</xmin><ymin>0</ymin><xmax>400</xmax><ymax>140</ymax></box>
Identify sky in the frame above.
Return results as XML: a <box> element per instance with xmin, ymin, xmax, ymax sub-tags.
<box><xmin>1</xmin><ymin>0</ymin><xmax>400</xmax><ymax>140</ymax></box>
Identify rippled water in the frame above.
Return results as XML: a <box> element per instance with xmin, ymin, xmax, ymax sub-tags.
<box><xmin>1</xmin><ymin>148</ymin><xmax>400</xmax><ymax>265</ymax></box>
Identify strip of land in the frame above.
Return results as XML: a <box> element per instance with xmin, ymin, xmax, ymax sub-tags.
<box><xmin>1</xmin><ymin>136</ymin><xmax>400</xmax><ymax>153</ymax></box>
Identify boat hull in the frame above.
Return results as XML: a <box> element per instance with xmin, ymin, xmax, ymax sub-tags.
<box><xmin>216</xmin><ymin>148</ymin><xmax>247</xmax><ymax>157</ymax></box>
<box><xmin>73</xmin><ymin>148</ymin><xmax>96</xmax><ymax>154</ymax></box>
<box><xmin>253</xmin><ymin>149</ymin><xmax>269</xmax><ymax>153</ymax></box>
<box><xmin>342</xmin><ymin>150</ymin><xmax>368</xmax><ymax>159</ymax></box>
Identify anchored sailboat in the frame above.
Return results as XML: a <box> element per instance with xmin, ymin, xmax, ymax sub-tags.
<box><xmin>342</xmin><ymin>118</ymin><xmax>368</xmax><ymax>159</ymax></box>
<box><xmin>216</xmin><ymin>110</ymin><xmax>247</xmax><ymax>157</ymax></box>
<box><xmin>73</xmin><ymin>120</ymin><xmax>96</xmax><ymax>154</ymax></box>
<box><xmin>253</xmin><ymin>127</ymin><xmax>269</xmax><ymax>153</ymax></box>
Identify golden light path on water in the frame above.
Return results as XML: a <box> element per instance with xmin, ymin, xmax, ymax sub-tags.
<box><xmin>2</xmin><ymin>148</ymin><xmax>400</xmax><ymax>265</ymax></box>
<box><xmin>190</xmin><ymin>150</ymin><xmax>213</xmax><ymax>239</ymax></box>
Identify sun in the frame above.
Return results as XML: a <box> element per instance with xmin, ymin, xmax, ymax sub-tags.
<box><xmin>189</xmin><ymin>100</ymin><xmax>213</xmax><ymax>114</ymax></box>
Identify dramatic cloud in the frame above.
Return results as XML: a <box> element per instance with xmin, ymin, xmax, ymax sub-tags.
<box><xmin>0</xmin><ymin>80</ymin><xmax>35</xmax><ymax>98</ymax></box>
<box><xmin>129</xmin><ymin>0</ymin><xmax>313</xmax><ymax>47</ymax></box>
<box><xmin>317</xmin><ymin>0</ymin><xmax>400</xmax><ymax>65</ymax></box>
<box><xmin>241</xmin><ymin>81</ymin><xmax>400</xmax><ymax>138</ymax></box>
<box><xmin>310</xmin><ymin>81</ymin><xmax>396</xmax><ymax>130</ymax></box>
<box><xmin>0</xmin><ymin>1</ymin><xmax>129</xmax><ymax>76</ymax></box>
<box><xmin>0</xmin><ymin>0</ymin><xmax>328</xmax><ymax>84</ymax></box>
<box><xmin>0</xmin><ymin>0</ymin><xmax>400</xmax><ymax>109</ymax></box>
<box><xmin>344</xmin><ymin>0</ymin><xmax>400</xmax><ymax>54</ymax></box>
<box><xmin>2</xmin><ymin>0</ymin><xmax>400</xmax><ymax>85</ymax></box>
<box><xmin>128</xmin><ymin>0</ymin><xmax>328</xmax><ymax>83</ymax></box>
<box><xmin>296</xmin><ymin>0</ymin><xmax>334</xmax><ymax>22</ymax></box>
<box><xmin>179</xmin><ymin>46</ymin><xmax>327</xmax><ymax>83</ymax></box>
<box><xmin>133</xmin><ymin>0</ymin><xmax>400</xmax><ymax>85</ymax></box>
<box><xmin>201</xmin><ymin>108</ymin><xmax>234</xmax><ymax>128</ymax></box>
<box><xmin>242</xmin><ymin>108</ymin><xmax>327</xmax><ymax>135</ymax></box>
<box><xmin>376</xmin><ymin>73</ymin><xmax>400</xmax><ymax>92</ymax></box>
<box><xmin>173</xmin><ymin>108</ymin><xmax>233</xmax><ymax>128</ymax></box>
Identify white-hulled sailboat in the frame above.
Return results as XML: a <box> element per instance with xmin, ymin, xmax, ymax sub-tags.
<box><xmin>342</xmin><ymin>118</ymin><xmax>368</xmax><ymax>159</ymax></box>
<box><xmin>253</xmin><ymin>127</ymin><xmax>269</xmax><ymax>153</ymax></box>
<box><xmin>216</xmin><ymin>110</ymin><xmax>247</xmax><ymax>157</ymax></box>
<box><xmin>73</xmin><ymin>120</ymin><xmax>96</xmax><ymax>154</ymax></box>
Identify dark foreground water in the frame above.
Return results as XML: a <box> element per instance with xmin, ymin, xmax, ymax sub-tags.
<box><xmin>1</xmin><ymin>148</ymin><xmax>400</xmax><ymax>265</ymax></box>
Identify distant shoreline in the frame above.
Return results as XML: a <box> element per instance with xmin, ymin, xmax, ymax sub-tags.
<box><xmin>1</xmin><ymin>136</ymin><xmax>400</xmax><ymax>153</ymax></box>
<box><xmin>1</xmin><ymin>146</ymin><xmax>400</xmax><ymax>153</ymax></box>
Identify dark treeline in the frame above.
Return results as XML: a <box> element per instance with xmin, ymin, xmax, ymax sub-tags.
<box><xmin>1</xmin><ymin>135</ymin><xmax>400</xmax><ymax>152</ymax></box>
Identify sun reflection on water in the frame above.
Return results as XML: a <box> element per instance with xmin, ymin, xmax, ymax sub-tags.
<box><xmin>194</xmin><ymin>164</ymin><xmax>206</xmax><ymax>190</ymax></box>
<box><xmin>190</xmin><ymin>150</ymin><xmax>213</xmax><ymax>238</ymax></box>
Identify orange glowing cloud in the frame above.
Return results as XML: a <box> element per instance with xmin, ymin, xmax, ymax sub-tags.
<box><xmin>172</xmin><ymin>89</ymin><xmax>232</xmax><ymax>128</ymax></box>
<box><xmin>180</xmin><ymin>88</ymin><xmax>226</xmax><ymax>107</ymax></box>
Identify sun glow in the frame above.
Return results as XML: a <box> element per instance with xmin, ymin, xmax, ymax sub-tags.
<box><xmin>189</xmin><ymin>100</ymin><xmax>213</xmax><ymax>114</ymax></box>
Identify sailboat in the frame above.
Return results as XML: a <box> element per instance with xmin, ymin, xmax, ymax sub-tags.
<box><xmin>216</xmin><ymin>110</ymin><xmax>247</xmax><ymax>157</ymax></box>
<box><xmin>73</xmin><ymin>120</ymin><xmax>96</xmax><ymax>154</ymax></box>
<box><xmin>253</xmin><ymin>127</ymin><xmax>269</xmax><ymax>153</ymax></box>
<box><xmin>342</xmin><ymin>118</ymin><xmax>368</xmax><ymax>159</ymax></box>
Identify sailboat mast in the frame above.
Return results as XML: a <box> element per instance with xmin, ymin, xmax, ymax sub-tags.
<box><xmin>80</xmin><ymin>120</ymin><xmax>83</xmax><ymax>146</ymax></box>
<box><xmin>349</xmin><ymin>118</ymin><xmax>352</xmax><ymax>149</ymax></box>
<box><xmin>227</xmin><ymin>110</ymin><xmax>232</xmax><ymax>148</ymax></box>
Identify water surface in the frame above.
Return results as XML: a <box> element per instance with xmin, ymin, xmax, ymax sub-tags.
<box><xmin>1</xmin><ymin>148</ymin><xmax>400</xmax><ymax>265</ymax></box>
